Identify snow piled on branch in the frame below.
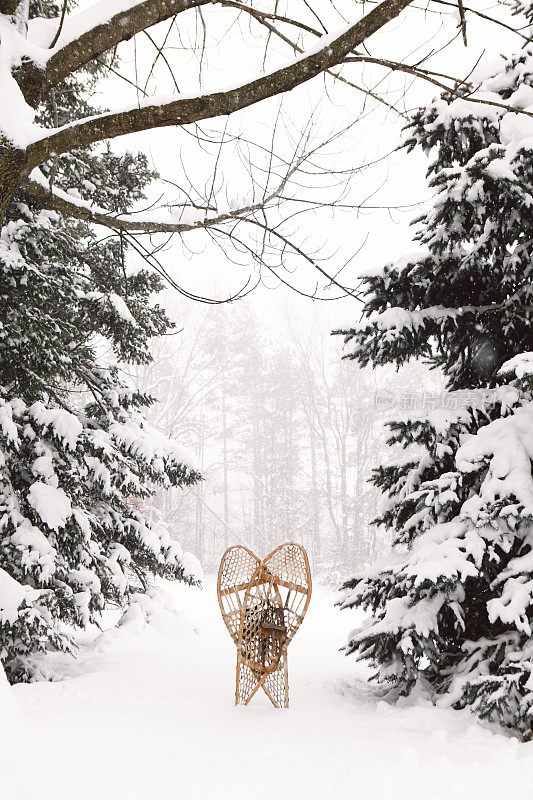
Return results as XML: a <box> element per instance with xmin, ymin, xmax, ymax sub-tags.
<box><xmin>500</xmin><ymin>352</ymin><xmax>533</xmax><ymax>380</ymax></box>
<box><xmin>29</xmin><ymin>402</ymin><xmax>82</xmax><ymax>449</ymax></box>
<box><xmin>109</xmin><ymin>417</ymin><xmax>200</xmax><ymax>474</ymax></box>
<box><xmin>1</xmin><ymin>1</ymin><xmax>170</xmax><ymax>148</ymax></box>
<box><xmin>357</xmin><ymin>305</ymin><xmax>460</xmax><ymax>334</ymax></box>
<box><xmin>423</xmin><ymin>49</ymin><xmax>533</xmax><ymax>186</ymax></box>
<box><xmin>27</xmin><ymin>482</ymin><xmax>73</xmax><ymax>531</ymax></box>
<box><xmin>340</xmin><ymin>366</ymin><xmax>533</xmax><ymax>712</ymax></box>
<box><xmin>0</xmin><ymin>568</ymin><xmax>26</xmax><ymax>625</ymax></box>
<box><xmin>0</xmin><ymin>14</ymin><xmax>43</xmax><ymax>146</ymax></box>
<box><xmin>28</xmin><ymin>0</ymin><xmax>151</xmax><ymax>52</ymax></box>
<box><xmin>344</xmin><ymin>400</ymin><xmax>533</xmax><ymax>611</ymax></box>
<box><xmin>457</xmin><ymin>403</ymin><xmax>533</xmax><ymax>516</ymax></box>
<box><xmin>27</xmin><ymin>167</ymin><xmax>243</xmax><ymax>230</ymax></box>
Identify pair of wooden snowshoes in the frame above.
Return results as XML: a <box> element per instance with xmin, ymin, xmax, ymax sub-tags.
<box><xmin>217</xmin><ymin>543</ymin><xmax>312</xmax><ymax>708</ymax></box>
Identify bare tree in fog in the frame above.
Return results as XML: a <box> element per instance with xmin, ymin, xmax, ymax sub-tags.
<box><xmin>135</xmin><ymin>301</ymin><xmax>442</xmax><ymax>575</ymax></box>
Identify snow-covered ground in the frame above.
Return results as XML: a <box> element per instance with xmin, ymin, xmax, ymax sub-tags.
<box><xmin>4</xmin><ymin>579</ymin><xmax>533</xmax><ymax>799</ymax></box>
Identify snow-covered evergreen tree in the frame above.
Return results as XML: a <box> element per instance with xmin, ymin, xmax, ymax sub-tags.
<box><xmin>337</xmin><ymin>11</ymin><xmax>533</xmax><ymax>734</ymax></box>
<box><xmin>0</xmin><ymin>0</ymin><xmax>201</xmax><ymax>682</ymax></box>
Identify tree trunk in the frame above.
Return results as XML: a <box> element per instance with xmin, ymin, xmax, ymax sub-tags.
<box><xmin>221</xmin><ymin>378</ymin><xmax>229</xmax><ymax>550</ymax></box>
<box><xmin>251</xmin><ymin>363</ymin><xmax>263</xmax><ymax>551</ymax></box>
<box><xmin>316</xmin><ymin>403</ymin><xmax>340</xmax><ymax>545</ymax></box>
<box><xmin>339</xmin><ymin>434</ymin><xmax>348</xmax><ymax>562</ymax></box>
<box><xmin>309</xmin><ymin>403</ymin><xmax>320</xmax><ymax>563</ymax></box>
<box><xmin>195</xmin><ymin>416</ymin><xmax>205</xmax><ymax>561</ymax></box>
<box><xmin>0</xmin><ymin>145</ymin><xmax>26</xmax><ymax>223</ymax></box>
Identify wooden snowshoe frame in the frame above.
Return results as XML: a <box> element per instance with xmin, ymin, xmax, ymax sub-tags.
<box><xmin>217</xmin><ymin>542</ymin><xmax>312</xmax><ymax>708</ymax></box>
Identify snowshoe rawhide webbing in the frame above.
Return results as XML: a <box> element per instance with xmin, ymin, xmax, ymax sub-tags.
<box><xmin>217</xmin><ymin>543</ymin><xmax>312</xmax><ymax>708</ymax></box>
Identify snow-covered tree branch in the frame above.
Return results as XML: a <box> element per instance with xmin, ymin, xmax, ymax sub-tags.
<box><xmin>18</xmin><ymin>0</ymin><xmax>212</xmax><ymax>105</ymax></box>
<box><xmin>2</xmin><ymin>0</ymin><xmax>415</xmax><ymax>218</ymax></box>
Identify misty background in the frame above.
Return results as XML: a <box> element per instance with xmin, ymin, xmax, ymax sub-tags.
<box><xmin>85</xmin><ymin>0</ymin><xmax>510</xmax><ymax>578</ymax></box>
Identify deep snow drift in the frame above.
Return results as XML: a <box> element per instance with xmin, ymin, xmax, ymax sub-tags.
<box><xmin>2</xmin><ymin>579</ymin><xmax>533</xmax><ymax>799</ymax></box>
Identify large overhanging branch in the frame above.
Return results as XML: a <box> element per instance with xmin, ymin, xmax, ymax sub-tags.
<box><xmin>16</xmin><ymin>0</ymin><xmax>532</xmax><ymax>116</ymax></box>
<box><xmin>18</xmin><ymin>0</ymin><xmax>212</xmax><ymax>105</ymax></box>
<box><xmin>25</xmin><ymin>0</ymin><xmax>415</xmax><ymax>170</ymax></box>
<box><xmin>229</xmin><ymin>2</ymin><xmax>533</xmax><ymax>119</ymax></box>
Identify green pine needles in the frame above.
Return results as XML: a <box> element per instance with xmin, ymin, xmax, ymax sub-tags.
<box><xmin>337</xmin><ymin>5</ymin><xmax>533</xmax><ymax>734</ymax></box>
<box><xmin>0</xmin><ymin>0</ymin><xmax>201</xmax><ymax>681</ymax></box>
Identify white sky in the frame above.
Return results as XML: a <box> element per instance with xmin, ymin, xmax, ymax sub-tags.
<box><xmin>78</xmin><ymin>0</ymin><xmax>518</xmax><ymax>336</ymax></box>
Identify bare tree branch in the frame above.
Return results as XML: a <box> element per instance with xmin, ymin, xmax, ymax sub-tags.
<box><xmin>25</xmin><ymin>0</ymin><xmax>416</xmax><ymax>169</ymax></box>
<box><xmin>24</xmin><ymin>134</ymin><xmax>334</xmax><ymax>234</ymax></box>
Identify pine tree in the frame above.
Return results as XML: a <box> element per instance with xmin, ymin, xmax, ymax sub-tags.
<box><xmin>0</xmin><ymin>0</ymin><xmax>201</xmax><ymax>682</ymax></box>
<box><xmin>336</xmin><ymin>11</ymin><xmax>533</xmax><ymax>734</ymax></box>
